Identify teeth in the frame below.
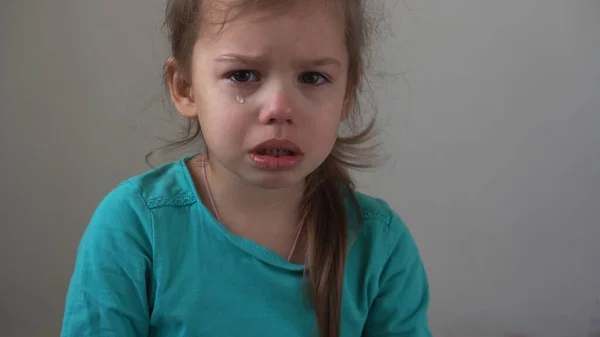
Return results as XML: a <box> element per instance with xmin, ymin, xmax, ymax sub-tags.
<box><xmin>259</xmin><ymin>148</ymin><xmax>293</xmax><ymax>156</ymax></box>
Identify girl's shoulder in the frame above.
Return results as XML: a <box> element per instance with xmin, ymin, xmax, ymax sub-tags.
<box><xmin>98</xmin><ymin>155</ymin><xmax>197</xmax><ymax>213</ymax></box>
<box><xmin>346</xmin><ymin>189</ymin><xmax>410</xmax><ymax>237</ymax></box>
<box><xmin>122</xmin><ymin>156</ymin><xmax>197</xmax><ymax>208</ymax></box>
<box><xmin>82</xmin><ymin>157</ymin><xmax>196</xmax><ymax>239</ymax></box>
<box><xmin>346</xmin><ymin>190</ymin><xmax>431</xmax><ymax>336</ymax></box>
<box><xmin>348</xmin><ymin>190</ymin><xmax>397</xmax><ymax>221</ymax></box>
<box><xmin>345</xmin><ymin>189</ymin><xmax>423</xmax><ymax>270</ymax></box>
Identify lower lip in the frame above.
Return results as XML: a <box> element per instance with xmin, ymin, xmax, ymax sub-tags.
<box><xmin>249</xmin><ymin>153</ymin><xmax>303</xmax><ymax>170</ymax></box>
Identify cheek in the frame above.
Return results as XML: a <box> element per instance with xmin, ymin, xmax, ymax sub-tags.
<box><xmin>204</xmin><ymin>107</ymin><xmax>245</xmax><ymax>136</ymax></box>
<box><xmin>193</xmin><ymin>90</ymin><xmax>243</xmax><ymax>141</ymax></box>
<box><xmin>323</xmin><ymin>95</ymin><xmax>346</xmax><ymax>125</ymax></box>
<box><xmin>193</xmin><ymin>81</ymin><xmax>232</xmax><ymax>121</ymax></box>
<box><xmin>313</xmin><ymin>105</ymin><xmax>343</xmax><ymax>142</ymax></box>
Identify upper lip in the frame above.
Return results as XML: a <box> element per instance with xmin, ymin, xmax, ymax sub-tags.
<box><xmin>250</xmin><ymin>139</ymin><xmax>302</xmax><ymax>154</ymax></box>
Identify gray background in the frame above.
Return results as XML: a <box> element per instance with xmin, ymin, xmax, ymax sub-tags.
<box><xmin>1</xmin><ymin>0</ymin><xmax>599</xmax><ymax>336</ymax></box>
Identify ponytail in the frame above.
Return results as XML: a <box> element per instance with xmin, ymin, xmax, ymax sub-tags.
<box><xmin>301</xmin><ymin>155</ymin><xmax>361</xmax><ymax>337</ymax></box>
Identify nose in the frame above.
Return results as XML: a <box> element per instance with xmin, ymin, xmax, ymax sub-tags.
<box><xmin>258</xmin><ymin>90</ymin><xmax>295</xmax><ymax>125</ymax></box>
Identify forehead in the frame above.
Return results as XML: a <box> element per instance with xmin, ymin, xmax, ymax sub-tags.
<box><xmin>197</xmin><ymin>2</ymin><xmax>347</xmax><ymax>60</ymax></box>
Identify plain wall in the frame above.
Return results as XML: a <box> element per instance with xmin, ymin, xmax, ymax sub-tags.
<box><xmin>1</xmin><ymin>0</ymin><xmax>599</xmax><ymax>336</ymax></box>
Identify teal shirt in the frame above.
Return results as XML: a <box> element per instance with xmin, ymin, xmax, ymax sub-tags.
<box><xmin>61</xmin><ymin>156</ymin><xmax>431</xmax><ymax>337</ymax></box>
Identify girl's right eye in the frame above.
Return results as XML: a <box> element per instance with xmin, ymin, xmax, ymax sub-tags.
<box><xmin>227</xmin><ymin>70</ymin><xmax>259</xmax><ymax>83</ymax></box>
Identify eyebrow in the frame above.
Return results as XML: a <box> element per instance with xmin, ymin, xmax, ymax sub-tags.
<box><xmin>215</xmin><ymin>53</ymin><xmax>341</xmax><ymax>68</ymax></box>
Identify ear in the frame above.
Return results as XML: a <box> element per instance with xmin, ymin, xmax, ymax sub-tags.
<box><xmin>165</xmin><ymin>57</ymin><xmax>196</xmax><ymax>119</ymax></box>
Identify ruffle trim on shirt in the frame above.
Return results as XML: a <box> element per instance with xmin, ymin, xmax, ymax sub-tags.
<box><xmin>146</xmin><ymin>193</ymin><xmax>197</xmax><ymax>209</ymax></box>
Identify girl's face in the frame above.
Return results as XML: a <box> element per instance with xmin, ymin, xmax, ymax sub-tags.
<box><xmin>177</xmin><ymin>2</ymin><xmax>348</xmax><ymax>189</ymax></box>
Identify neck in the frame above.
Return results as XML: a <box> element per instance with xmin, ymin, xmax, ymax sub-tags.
<box><xmin>190</xmin><ymin>155</ymin><xmax>305</xmax><ymax>234</ymax></box>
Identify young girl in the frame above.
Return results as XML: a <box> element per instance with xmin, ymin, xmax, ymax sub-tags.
<box><xmin>61</xmin><ymin>0</ymin><xmax>431</xmax><ymax>336</ymax></box>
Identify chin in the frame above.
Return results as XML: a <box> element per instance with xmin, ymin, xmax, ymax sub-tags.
<box><xmin>246</xmin><ymin>171</ymin><xmax>306</xmax><ymax>190</ymax></box>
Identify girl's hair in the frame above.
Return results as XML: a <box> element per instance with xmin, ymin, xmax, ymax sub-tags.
<box><xmin>161</xmin><ymin>1</ymin><xmax>382</xmax><ymax>336</ymax></box>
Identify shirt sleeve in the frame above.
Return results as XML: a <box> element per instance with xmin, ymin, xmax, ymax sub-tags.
<box><xmin>60</xmin><ymin>181</ymin><xmax>153</xmax><ymax>337</ymax></box>
<box><xmin>363</xmin><ymin>211</ymin><xmax>432</xmax><ymax>337</ymax></box>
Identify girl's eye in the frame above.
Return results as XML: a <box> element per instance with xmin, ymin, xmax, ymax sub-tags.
<box><xmin>228</xmin><ymin>70</ymin><xmax>258</xmax><ymax>83</ymax></box>
<box><xmin>299</xmin><ymin>72</ymin><xmax>328</xmax><ymax>85</ymax></box>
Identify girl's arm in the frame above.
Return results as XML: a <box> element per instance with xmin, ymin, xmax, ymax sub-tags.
<box><xmin>61</xmin><ymin>182</ymin><xmax>153</xmax><ymax>337</ymax></box>
<box><xmin>363</xmin><ymin>212</ymin><xmax>432</xmax><ymax>337</ymax></box>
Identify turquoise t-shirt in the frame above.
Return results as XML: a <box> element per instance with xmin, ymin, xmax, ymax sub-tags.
<box><xmin>61</xmin><ymin>156</ymin><xmax>431</xmax><ymax>337</ymax></box>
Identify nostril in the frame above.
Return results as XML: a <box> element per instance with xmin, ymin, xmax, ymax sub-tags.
<box><xmin>266</xmin><ymin>117</ymin><xmax>293</xmax><ymax>125</ymax></box>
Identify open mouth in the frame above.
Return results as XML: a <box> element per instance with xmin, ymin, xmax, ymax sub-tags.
<box><xmin>249</xmin><ymin>139</ymin><xmax>303</xmax><ymax>169</ymax></box>
<box><xmin>254</xmin><ymin>148</ymin><xmax>297</xmax><ymax>157</ymax></box>
<box><xmin>250</xmin><ymin>139</ymin><xmax>302</xmax><ymax>156</ymax></box>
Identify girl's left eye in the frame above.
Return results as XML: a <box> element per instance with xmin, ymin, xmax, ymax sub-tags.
<box><xmin>298</xmin><ymin>72</ymin><xmax>328</xmax><ymax>85</ymax></box>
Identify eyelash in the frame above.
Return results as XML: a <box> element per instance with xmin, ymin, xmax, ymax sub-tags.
<box><xmin>225</xmin><ymin>70</ymin><xmax>330</xmax><ymax>86</ymax></box>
